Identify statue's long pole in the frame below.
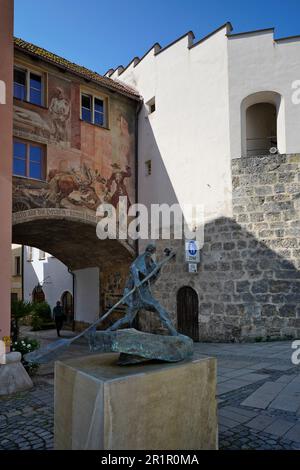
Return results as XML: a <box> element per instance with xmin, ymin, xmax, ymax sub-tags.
<box><xmin>24</xmin><ymin>250</ymin><xmax>176</xmax><ymax>363</ymax></box>
<box><xmin>73</xmin><ymin>250</ymin><xmax>176</xmax><ymax>341</ymax></box>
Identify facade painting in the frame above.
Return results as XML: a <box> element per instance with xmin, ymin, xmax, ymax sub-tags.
<box><xmin>12</xmin><ymin>47</ymin><xmax>138</xmax><ymax>330</ymax></box>
<box><xmin>12</xmin><ymin>56</ymin><xmax>136</xmax><ymax>219</ymax></box>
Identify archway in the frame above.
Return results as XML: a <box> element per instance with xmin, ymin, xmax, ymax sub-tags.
<box><xmin>12</xmin><ymin>209</ymin><xmax>135</xmax><ymax>329</ymax></box>
<box><xmin>61</xmin><ymin>291</ymin><xmax>73</xmax><ymax>324</ymax></box>
<box><xmin>177</xmin><ymin>286</ymin><xmax>199</xmax><ymax>341</ymax></box>
<box><xmin>241</xmin><ymin>91</ymin><xmax>285</xmax><ymax>157</ymax></box>
<box><xmin>246</xmin><ymin>103</ymin><xmax>277</xmax><ymax>156</ymax></box>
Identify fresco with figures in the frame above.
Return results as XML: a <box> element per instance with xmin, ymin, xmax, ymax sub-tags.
<box><xmin>12</xmin><ymin>61</ymin><xmax>136</xmax><ymax>217</ymax></box>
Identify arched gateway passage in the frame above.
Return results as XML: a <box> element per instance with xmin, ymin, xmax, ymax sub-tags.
<box><xmin>12</xmin><ymin>208</ymin><xmax>135</xmax><ymax>329</ymax></box>
<box><xmin>12</xmin><ymin>208</ymin><xmax>134</xmax><ymax>270</ymax></box>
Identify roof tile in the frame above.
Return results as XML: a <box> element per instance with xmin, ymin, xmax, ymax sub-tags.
<box><xmin>14</xmin><ymin>37</ymin><xmax>141</xmax><ymax>101</ymax></box>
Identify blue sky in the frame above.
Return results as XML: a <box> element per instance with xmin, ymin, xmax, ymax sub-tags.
<box><xmin>14</xmin><ymin>0</ymin><xmax>300</xmax><ymax>75</ymax></box>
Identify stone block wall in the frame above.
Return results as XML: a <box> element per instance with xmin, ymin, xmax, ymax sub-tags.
<box><xmin>142</xmin><ymin>154</ymin><xmax>300</xmax><ymax>342</ymax></box>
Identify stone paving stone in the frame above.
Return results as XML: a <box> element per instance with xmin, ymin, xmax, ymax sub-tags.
<box><xmin>237</xmin><ymin>373</ymin><xmax>270</xmax><ymax>383</ymax></box>
<box><xmin>224</xmin><ymin>406</ymin><xmax>258</xmax><ymax>419</ymax></box>
<box><xmin>218</xmin><ymin>373</ymin><xmax>270</xmax><ymax>395</ymax></box>
<box><xmin>5</xmin><ymin>411</ymin><xmax>22</xmax><ymax>418</ymax></box>
<box><xmin>218</xmin><ymin>424</ymin><xmax>229</xmax><ymax>433</ymax></box>
<box><xmin>263</xmin><ymin>418</ymin><xmax>295</xmax><ymax>437</ymax></box>
<box><xmin>245</xmin><ymin>415</ymin><xmax>277</xmax><ymax>431</ymax></box>
<box><xmin>246</xmin><ymin>363</ymin><xmax>272</xmax><ymax>370</ymax></box>
<box><xmin>266</xmin><ymin>365</ymin><xmax>294</xmax><ymax>371</ymax></box>
<box><xmin>270</xmin><ymin>383</ymin><xmax>300</xmax><ymax>412</ymax></box>
<box><xmin>218</xmin><ymin>377</ymin><xmax>230</xmax><ymax>384</ymax></box>
<box><xmin>218</xmin><ymin>381</ymin><xmax>247</xmax><ymax>395</ymax></box>
<box><xmin>241</xmin><ymin>381</ymin><xmax>286</xmax><ymax>409</ymax></box>
<box><xmin>276</xmin><ymin>375</ymin><xmax>297</xmax><ymax>384</ymax></box>
<box><xmin>219</xmin><ymin>408</ymin><xmax>254</xmax><ymax>424</ymax></box>
<box><xmin>218</xmin><ymin>415</ymin><xmax>240</xmax><ymax>429</ymax></box>
<box><xmin>222</xmin><ymin>368</ymin><xmax>259</xmax><ymax>379</ymax></box>
<box><xmin>284</xmin><ymin>424</ymin><xmax>300</xmax><ymax>443</ymax></box>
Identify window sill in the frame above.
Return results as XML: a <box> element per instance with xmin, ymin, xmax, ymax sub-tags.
<box><xmin>13</xmin><ymin>174</ymin><xmax>46</xmax><ymax>183</ymax></box>
<box><xmin>80</xmin><ymin>119</ymin><xmax>110</xmax><ymax>131</ymax></box>
<box><xmin>13</xmin><ymin>97</ymin><xmax>48</xmax><ymax>110</ymax></box>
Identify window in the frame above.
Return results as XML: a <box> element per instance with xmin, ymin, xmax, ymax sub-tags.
<box><xmin>13</xmin><ymin>140</ymin><xmax>45</xmax><ymax>180</ymax></box>
<box><xmin>13</xmin><ymin>67</ymin><xmax>43</xmax><ymax>106</ymax></box>
<box><xmin>145</xmin><ymin>160</ymin><xmax>152</xmax><ymax>176</ymax></box>
<box><xmin>146</xmin><ymin>97</ymin><xmax>156</xmax><ymax>115</ymax></box>
<box><xmin>11</xmin><ymin>293</ymin><xmax>18</xmax><ymax>303</ymax></box>
<box><xmin>81</xmin><ymin>93</ymin><xmax>106</xmax><ymax>126</ymax></box>
<box><xmin>27</xmin><ymin>247</ymin><xmax>33</xmax><ymax>262</ymax></box>
<box><xmin>14</xmin><ymin>256</ymin><xmax>21</xmax><ymax>276</ymax></box>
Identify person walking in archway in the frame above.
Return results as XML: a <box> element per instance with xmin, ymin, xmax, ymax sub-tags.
<box><xmin>53</xmin><ymin>301</ymin><xmax>64</xmax><ymax>337</ymax></box>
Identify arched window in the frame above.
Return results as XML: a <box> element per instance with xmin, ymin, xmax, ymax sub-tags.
<box><xmin>177</xmin><ymin>286</ymin><xmax>199</xmax><ymax>341</ymax></box>
<box><xmin>241</xmin><ymin>91</ymin><xmax>285</xmax><ymax>157</ymax></box>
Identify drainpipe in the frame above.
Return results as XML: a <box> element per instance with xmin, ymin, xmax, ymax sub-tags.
<box><xmin>68</xmin><ymin>268</ymin><xmax>75</xmax><ymax>331</ymax></box>
<box><xmin>21</xmin><ymin>245</ymin><xmax>24</xmax><ymax>301</ymax></box>
<box><xmin>135</xmin><ymin>98</ymin><xmax>143</xmax><ymax>256</ymax></box>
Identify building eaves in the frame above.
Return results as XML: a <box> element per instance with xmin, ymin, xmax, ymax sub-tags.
<box><xmin>14</xmin><ymin>37</ymin><xmax>141</xmax><ymax>101</ymax></box>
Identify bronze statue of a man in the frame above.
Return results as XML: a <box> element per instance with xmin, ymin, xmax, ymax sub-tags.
<box><xmin>107</xmin><ymin>244</ymin><xmax>178</xmax><ymax>336</ymax></box>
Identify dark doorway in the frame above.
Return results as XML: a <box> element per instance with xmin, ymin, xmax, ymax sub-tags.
<box><xmin>61</xmin><ymin>291</ymin><xmax>74</xmax><ymax>325</ymax></box>
<box><xmin>32</xmin><ymin>284</ymin><xmax>45</xmax><ymax>303</ymax></box>
<box><xmin>246</xmin><ymin>102</ymin><xmax>277</xmax><ymax>156</ymax></box>
<box><xmin>177</xmin><ymin>286</ymin><xmax>199</xmax><ymax>341</ymax></box>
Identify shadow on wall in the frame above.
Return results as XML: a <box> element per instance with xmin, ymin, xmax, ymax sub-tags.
<box><xmin>198</xmin><ymin>216</ymin><xmax>300</xmax><ymax>342</ymax></box>
<box><xmin>140</xmin><ymin>153</ymin><xmax>300</xmax><ymax>342</ymax></box>
<box><xmin>138</xmin><ymin>104</ymin><xmax>179</xmax><ymax>207</ymax></box>
<box><xmin>138</xmin><ymin>216</ymin><xmax>300</xmax><ymax>342</ymax></box>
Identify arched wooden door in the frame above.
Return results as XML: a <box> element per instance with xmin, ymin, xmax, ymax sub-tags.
<box><xmin>177</xmin><ymin>286</ymin><xmax>199</xmax><ymax>341</ymax></box>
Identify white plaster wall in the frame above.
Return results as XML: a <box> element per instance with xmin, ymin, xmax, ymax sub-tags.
<box><xmin>23</xmin><ymin>246</ymin><xmax>73</xmax><ymax>313</ymax></box>
<box><xmin>112</xmin><ymin>26</ymin><xmax>300</xmax><ymax>229</ymax></box>
<box><xmin>228</xmin><ymin>32</ymin><xmax>300</xmax><ymax>157</ymax></box>
<box><xmin>73</xmin><ymin>267</ymin><xmax>99</xmax><ymax>324</ymax></box>
<box><xmin>119</xmin><ymin>26</ymin><xmax>232</xmax><ymax>223</ymax></box>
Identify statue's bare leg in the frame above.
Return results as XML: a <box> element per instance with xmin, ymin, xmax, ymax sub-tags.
<box><xmin>142</xmin><ymin>297</ymin><xmax>178</xmax><ymax>336</ymax></box>
<box><xmin>107</xmin><ymin>307</ymin><xmax>138</xmax><ymax>332</ymax></box>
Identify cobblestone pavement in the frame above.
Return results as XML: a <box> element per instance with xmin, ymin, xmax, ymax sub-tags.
<box><xmin>194</xmin><ymin>341</ymin><xmax>300</xmax><ymax>450</ymax></box>
<box><xmin>0</xmin><ymin>330</ymin><xmax>299</xmax><ymax>450</ymax></box>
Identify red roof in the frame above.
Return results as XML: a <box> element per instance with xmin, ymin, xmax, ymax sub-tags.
<box><xmin>14</xmin><ymin>37</ymin><xmax>141</xmax><ymax>101</ymax></box>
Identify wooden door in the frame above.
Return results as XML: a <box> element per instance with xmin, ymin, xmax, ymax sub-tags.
<box><xmin>177</xmin><ymin>286</ymin><xmax>199</xmax><ymax>341</ymax></box>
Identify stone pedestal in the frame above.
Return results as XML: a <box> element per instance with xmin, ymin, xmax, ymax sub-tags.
<box><xmin>54</xmin><ymin>353</ymin><xmax>218</xmax><ymax>450</ymax></box>
<box><xmin>0</xmin><ymin>352</ymin><xmax>33</xmax><ymax>396</ymax></box>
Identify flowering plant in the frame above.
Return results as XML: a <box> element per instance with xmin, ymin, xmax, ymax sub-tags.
<box><xmin>11</xmin><ymin>337</ymin><xmax>40</xmax><ymax>375</ymax></box>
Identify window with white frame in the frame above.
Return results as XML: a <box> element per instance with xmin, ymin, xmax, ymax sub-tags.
<box><xmin>27</xmin><ymin>246</ymin><xmax>33</xmax><ymax>262</ymax></box>
<box><xmin>81</xmin><ymin>92</ymin><xmax>106</xmax><ymax>127</ymax></box>
<box><xmin>13</xmin><ymin>66</ymin><xmax>44</xmax><ymax>106</ymax></box>
<box><xmin>13</xmin><ymin>139</ymin><xmax>46</xmax><ymax>180</ymax></box>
